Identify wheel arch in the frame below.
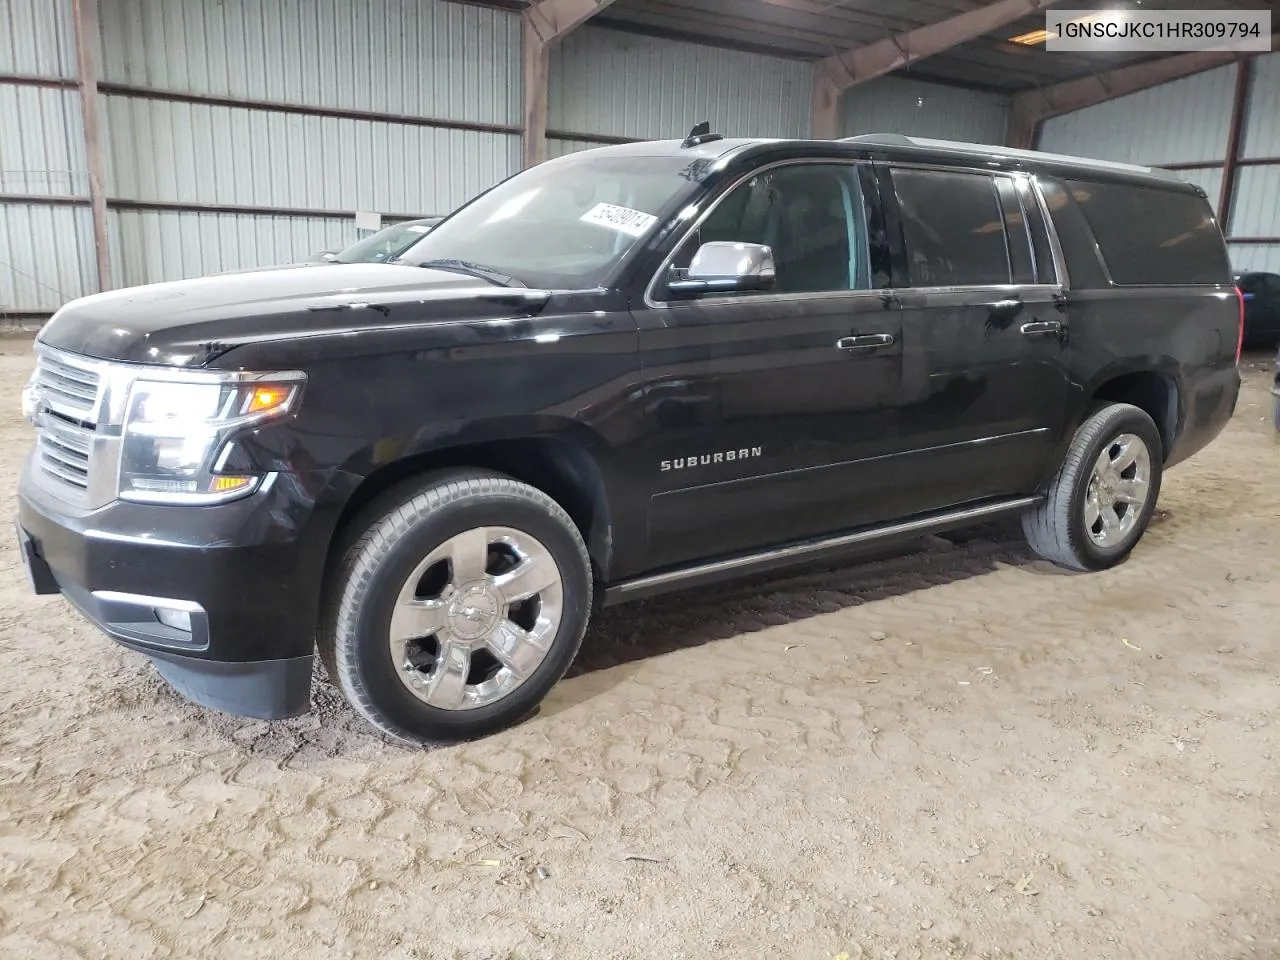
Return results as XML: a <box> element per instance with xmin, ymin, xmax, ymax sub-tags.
<box><xmin>1079</xmin><ymin>363</ymin><xmax>1182</xmax><ymax>462</ymax></box>
<box><xmin>319</xmin><ymin>418</ymin><xmax>619</xmax><ymax>596</ymax></box>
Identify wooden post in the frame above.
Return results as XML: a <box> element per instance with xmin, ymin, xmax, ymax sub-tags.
<box><xmin>522</xmin><ymin>17</ymin><xmax>550</xmax><ymax>169</ymax></box>
<box><xmin>72</xmin><ymin>0</ymin><xmax>111</xmax><ymax>292</ymax></box>
<box><xmin>811</xmin><ymin>67</ymin><xmax>843</xmax><ymax>141</ymax></box>
<box><xmin>521</xmin><ymin>0</ymin><xmax>619</xmax><ymax>168</ymax></box>
<box><xmin>1219</xmin><ymin>59</ymin><xmax>1251</xmax><ymax>230</ymax></box>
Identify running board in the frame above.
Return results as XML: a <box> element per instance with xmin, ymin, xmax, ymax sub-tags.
<box><xmin>602</xmin><ymin>496</ymin><xmax>1041</xmax><ymax>606</ymax></box>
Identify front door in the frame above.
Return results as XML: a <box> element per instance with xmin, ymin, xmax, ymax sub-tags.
<box><xmin>884</xmin><ymin>164</ymin><xmax>1071</xmax><ymax>512</ymax></box>
<box><xmin>635</xmin><ymin>160</ymin><xmax>908</xmax><ymax>570</ymax></box>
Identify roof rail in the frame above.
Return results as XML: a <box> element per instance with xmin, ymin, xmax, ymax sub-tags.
<box><xmin>840</xmin><ymin>133</ymin><xmax>1184</xmax><ymax>183</ymax></box>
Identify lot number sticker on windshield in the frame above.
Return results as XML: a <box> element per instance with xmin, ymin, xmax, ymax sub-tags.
<box><xmin>580</xmin><ymin>202</ymin><xmax>658</xmax><ymax>237</ymax></box>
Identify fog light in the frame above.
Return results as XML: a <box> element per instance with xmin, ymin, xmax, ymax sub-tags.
<box><xmin>155</xmin><ymin>607</ymin><xmax>192</xmax><ymax>632</ymax></box>
<box><xmin>21</xmin><ymin>383</ymin><xmax>38</xmax><ymax>423</ymax></box>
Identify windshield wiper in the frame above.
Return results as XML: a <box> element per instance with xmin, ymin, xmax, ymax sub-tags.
<box><xmin>413</xmin><ymin>258</ymin><xmax>525</xmax><ymax>288</ymax></box>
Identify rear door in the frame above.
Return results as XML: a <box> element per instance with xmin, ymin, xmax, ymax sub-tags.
<box><xmin>883</xmin><ymin>163</ymin><xmax>1071</xmax><ymax>511</ymax></box>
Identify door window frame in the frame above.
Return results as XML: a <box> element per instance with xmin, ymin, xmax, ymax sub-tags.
<box><xmin>880</xmin><ymin>161</ymin><xmax>1069</xmax><ymax>294</ymax></box>
<box><xmin>643</xmin><ymin>157</ymin><xmax>892</xmax><ymax>310</ymax></box>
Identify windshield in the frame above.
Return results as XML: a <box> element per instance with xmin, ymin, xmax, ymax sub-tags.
<box><xmin>335</xmin><ymin>219</ymin><xmax>440</xmax><ymax>263</ymax></box>
<box><xmin>398</xmin><ymin>153</ymin><xmax>715</xmax><ymax>289</ymax></box>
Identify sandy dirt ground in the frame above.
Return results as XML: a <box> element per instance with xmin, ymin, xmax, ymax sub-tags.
<box><xmin>0</xmin><ymin>342</ymin><xmax>1278</xmax><ymax>960</ymax></box>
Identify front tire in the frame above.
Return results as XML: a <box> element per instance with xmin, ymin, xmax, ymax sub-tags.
<box><xmin>1022</xmin><ymin>402</ymin><xmax>1164</xmax><ymax>572</ymax></box>
<box><xmin>320</xmin><ymin>470</ymin><xmax>592</xmax><ymax>743</ymax></box>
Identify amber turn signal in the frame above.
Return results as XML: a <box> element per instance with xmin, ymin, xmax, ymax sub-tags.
<box><xmin>245</xmin><ymin>385</ymin><xmax>293</xmax><ymax>415</ymax></box>
<box><xmin>210</xmin><ymin>475</ymin><xmax>255</xmax><ymax>494</ymax></box>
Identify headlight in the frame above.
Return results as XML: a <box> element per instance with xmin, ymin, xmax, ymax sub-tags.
<box><xmin>119</xmin><ymin>370</ymin><xmax>305</xmax><ymax>504</ymax></box>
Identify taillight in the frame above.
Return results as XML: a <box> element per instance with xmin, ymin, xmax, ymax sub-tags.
<box><xmin>1234</xmin><ymin>285</ymin><xmax>1245</xmax><ymax>364</ymax></box>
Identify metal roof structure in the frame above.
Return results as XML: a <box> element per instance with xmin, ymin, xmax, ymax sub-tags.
<box><xmin>489</xmin><ymin>0</ymin><xmax>1279</xmax><ymax>93</ymax></box>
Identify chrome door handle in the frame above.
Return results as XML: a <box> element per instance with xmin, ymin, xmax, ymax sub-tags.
<box><xmin>836</xmin><ymin>333</ymin><xmax>895</xmax><ymax>351</ymax></box>
<box><xmin>1020</xmin><ymin>320</ymin><xmax>1063</xmax><ymax>337</ymax></box>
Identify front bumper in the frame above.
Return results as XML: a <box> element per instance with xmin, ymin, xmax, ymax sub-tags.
<box><xmin>16</xmin><ymin>458</ymin><xmax>329</xmax><ymax>720</ymax></box>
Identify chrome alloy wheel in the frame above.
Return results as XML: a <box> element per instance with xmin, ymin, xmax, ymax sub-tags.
<box><xmin>389</xmin><ymin>526</ymin><xmax>564</xmax><ymax>710</ymax></box>
<box><xmin>1084</xmin><ymin>432</ymin><xmax>1153</xmax><ymax>548</ymax></box>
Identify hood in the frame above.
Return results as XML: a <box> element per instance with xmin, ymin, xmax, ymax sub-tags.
<box><xmin>38</xmin><ymin>263</ymin><xmax>550</xmax><ymax>366</ymax></box>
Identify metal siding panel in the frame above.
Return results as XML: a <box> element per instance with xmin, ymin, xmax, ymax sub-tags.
<box><xmin>0</xmin><ymin>84</ymin><xmax>87</xmax><ymax>195</ymax></box>
<box><xmin>549</xmin><ymin>26</ymin><xmax>812</xmax><ymax>140</ymax></box>
<box><xmin>1242</xmin><ymin>52</ymin><xmax>1280</xmax><ymax>160</ymax></box>
<box><xmin>840</xmin><ymin>77</ymin><xmax>1011</xmax><ymax>145</ymax></box>
<box><xmin>547</xmin><ymin>138</ymin><xmax>606</xmax><ymax>159</ymax></box>
<box><xmin>1039</xmin><ymin>64</ymin><xmax>1237</xmax><ymax>166</ymax></box>
<box><xmin>102</xmin><ymin>94</ymin><xmax>520</xmax><ymax>215</ymax></box>
<box><xmin>0</xmin><ymin>0</ymin><xmax>77</xmax><ymax>78</ymax></box>
<box><xmin>1175</xmin><ymin>166</ymin><xmax>1224</xmax><ymax>210</ymax></box>
<box><xmin>0</xmin><ymin>202</ymin><xmax>95</xmax><ymax>312</ymax></box>
<box><xmin>1228</xmin><ymin>165</ymin><xmax>1280</xmax><ymax>237</ymax></box>
<box><xmin>109</xmin><ymin>208</ymin><xmax>359</xmax><ymax>286</ymax></box>
<box><xmin>97</xmin><ymin>0</ymin><xmax>521</xmax><ymax>126</ymax></box>
<box><xmin>1229</xmin><ymin>243</ymin><xmax>1280</xmax><ymax>273</ymax></box>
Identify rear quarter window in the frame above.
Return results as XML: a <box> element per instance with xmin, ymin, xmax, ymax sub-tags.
<box><xmin>1064</xmin><ymin>178</ymin><xmax>1231</xmax><ymax>285</ymax></box>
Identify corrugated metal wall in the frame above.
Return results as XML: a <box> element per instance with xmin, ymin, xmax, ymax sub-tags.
<box><xmin>0</xmin><ymin>0</ymin><xmax>77</xmax><ymax>78</ymax></box>
<box><xmin>547</xmin><ymin>136</ymin><xmax>606</xmax><ymax>161</ymax></box>
<box><xmin>840</xmin><ymin>76</ymin><xmax>1011</xmax><ymax>145</ymax></box>
<box><xmin>1039</xmin><ymin>64</ymin><xmax>1236</xmax><ymax>165</ymax></box>
<box><xmin>1</xmin><ymin>202</ymin><xmax>97</xmax><ymax>313</ymax></box>
<box><xmin>97</xmin><ymin>0</ymin><xmax>520</xmax><ymax>126</ymax></box>
<box><xmin>4</xmin><ymin>0</ymin><xmax>529</xmax><ymax>316</ymax></box>
<box><xmin>17</xmin><ymin>1</ymin><xmax>1270</xmax><ymax>316</ymax></box>
<box><xmin>92</xmin><ymin>0</ymin><xmax>521</xmax><ymax>285</ymax></box>
<box><xmin>1229</xmin><ymin>245</ymin><xmax>1280</xmax><ymax>273</ymax></box>
<box><xmin>1040</xmin><ymin>56</ymin><xmax>1280</xmax><ymax>274</ymax></box>
<box><xmin>0</xmin><ymin>83</ymin><xmax>85</xmax><ymax>196</ymax></box>
<box><xmin>100</xmin><ymin>95</ymin><xmax>515</xmax><ymax>216</ymax></box>
<box><xmin>548</xmin><ymin>25</ymin><xmax>813</xmax><ymax>152</ymax></box>
<box><xmin>1243</xmin><ymin>52</ymin><xmax>1280</xmax><ymax>158</ymax></box>
<box><xmin>109</xmin><ymin>208</ymin><xmax>352</xmax><ymax>287</ymax></box>
<box><xmin>1234</xmin><ymin>53</ymin><xmax>1280</xmax><ymax>274</ymax></box>
<box><xmin>0</xmin><ymin>0</ymin><xmax>88</xmax><ymax>319</ymax></box>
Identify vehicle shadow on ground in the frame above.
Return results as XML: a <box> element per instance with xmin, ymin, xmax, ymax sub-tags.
<box><xmin>543</xmin><ymin>520</ymin><xmax>1050</xmax><ymax>716</ymax></box>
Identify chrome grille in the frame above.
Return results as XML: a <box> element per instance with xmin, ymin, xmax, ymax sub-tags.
<box><xmin>38</xmin><ymin>415</ymin><xmax>92</xmax><ymax>490</ymax></box>
<box><xmin>36</xmin><ymin>351</ymin><xmax>101</xmax><ymax>423</ymax></box>
<box><xmin>30</xmin><ymin>348</ymin><xmax>105</xmax><ymax>501</ymax></box>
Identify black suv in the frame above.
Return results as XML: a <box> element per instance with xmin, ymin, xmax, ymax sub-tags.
<box><xmin>17</xmin><ymin>131</ymin><xmax>1243</xmax><ymax>743</ymax></box>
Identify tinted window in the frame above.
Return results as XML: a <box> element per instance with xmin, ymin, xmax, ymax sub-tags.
<box><xmin>1038</xmin><ymin>177</ymin><xmax>1109</xmax><ymax>289</ymax></box>
<box><xmin>672</xmin><ymin>163</ymin><xmax>871</xmax><ymax>294</ymax></box>
<box><xmin>891</xmin><ymin>168</ymin><xmax>1011</xmax><ymax>287</ymax></box>
<box><xmin>1065</xmin><ymin>178</ymin><xmax>1232</xmax><ymax>285</ymax></box>
<box><xmin>995</xmin><ymin>177</ymin><xmax>1035</xmax><ymax>285</ymax></box>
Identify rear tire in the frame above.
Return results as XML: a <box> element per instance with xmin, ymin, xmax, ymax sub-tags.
<box><xmin>319</xmin><ymin>470</ymin><xmax>592</xmax><ymax>744</ymax></box>
<box><xmin>1022</xmin><ymin>402</ymin><xmax>1164</xmax><ymax>572</ymax></box>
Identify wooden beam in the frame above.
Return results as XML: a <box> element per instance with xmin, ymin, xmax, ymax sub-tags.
<box><xmin>1219</xmin><ymin>59</ymin><xmax>1251</xmax><ymax>228</ymax></box>
<box><xmin>522</xmin><ymin>0</ymin><xmax>619</xmax><ymax>168</ymax></box>
<box><xmin>1008</xmin><ymin>39</ymin><xmax>1277</xmax><ymax>149</ymax></box>
<box><xmin>813</xmin><ymin>0</ymin><xmax>1066</xmax><ymax>138</ymax></box>
<box><xmin>71</xmin><ymin>0</ymin><xmax>111</xmax><ymax>291</ymax></box>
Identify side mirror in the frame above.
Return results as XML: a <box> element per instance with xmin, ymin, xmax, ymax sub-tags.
<box><xmin>319</xmin><ymin>251</ymin><xmax>339</xmax><ymax>262</ymax></box>
<box><xmin>666</xmin><ymin>241</ymin><xmax>776</xmax><ymax>296</ymax></box>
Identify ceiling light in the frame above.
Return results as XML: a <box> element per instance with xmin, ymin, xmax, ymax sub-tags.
<box><xmin>1008</xmin><ymin>9</ymin><xmax>1122</xmax><ymax>46</ymax></box>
